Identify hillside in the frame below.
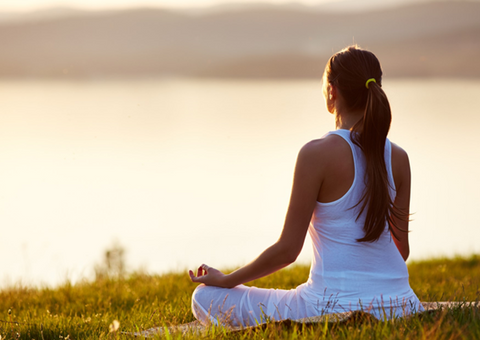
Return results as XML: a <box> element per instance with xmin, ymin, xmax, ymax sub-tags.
<box><xmin>0</xmin><ymin>1</ymin><xmax>479</xmax><ymax>78</ymax></box>
<box><xmin>0</xmin><ymin>255</ymin><xmax>479</xmax><ymax>339</ymax></box>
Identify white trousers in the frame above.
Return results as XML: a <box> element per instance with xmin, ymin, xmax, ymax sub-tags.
<box><xmin>191</xmin><ymin>283</ymin><xmax>424</xmax><ymax>327</ymax></box>
<box><xmin>191</xmin><ymin>284</ymin><xmax>304</xmax><ymax>327</ymax></box>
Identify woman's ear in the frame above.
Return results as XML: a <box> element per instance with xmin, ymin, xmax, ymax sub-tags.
<box><xmin>326</xmin><ymin>83</ymin><xmax>336</xmax><ymax>113</ymax></box>
<box><xmin>328</xmin><ymin>83</ymin><xmax>336</xmax><ymax>100</ymax></box>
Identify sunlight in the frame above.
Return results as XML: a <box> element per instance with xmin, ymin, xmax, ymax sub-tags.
<box><xmin>0</xmin><ymin>0</ymin><xmax>336</xmax><ymax>12</ymax></box>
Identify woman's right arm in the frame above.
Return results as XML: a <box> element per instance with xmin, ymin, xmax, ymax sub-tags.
<box><xmin>390</xmin><ymin>143</ymin><xmax>411</xmax><ymax>261</ymax></box>
<box><xmin>189</xmin><ymin>139</ymin><xmax>328</xmax><ymax>288</ymax></box>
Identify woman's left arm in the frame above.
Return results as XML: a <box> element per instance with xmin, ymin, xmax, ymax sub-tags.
<box><xmin>189</xmin><ymin>141</ymin><xmax>325</xmax><ymax>288</ymax></box>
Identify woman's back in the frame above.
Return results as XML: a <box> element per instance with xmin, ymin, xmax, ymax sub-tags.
<box><xmin>299</xmin><ymin>129</ymin><xmax>418</xmax><ymax>317</ymax></box>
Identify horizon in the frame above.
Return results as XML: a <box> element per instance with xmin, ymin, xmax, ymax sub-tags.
<box><xmin>0</xmin><ymin>0</ymin><xmax>478</xmax><ymax>78</ymax></box>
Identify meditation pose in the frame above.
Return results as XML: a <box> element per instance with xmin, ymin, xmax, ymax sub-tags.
<box><xmin>189</xmin><ymin>45</ymin><xmax>423</xmax><ymax>326</ymax></box>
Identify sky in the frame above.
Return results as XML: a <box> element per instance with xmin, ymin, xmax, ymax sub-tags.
<box><xmin>0</xmin><ymin>0</ymin><xmax>426</xmax><ymax>12</ymax></box>
<box><xmin>0</xmin><ymin>0</ymin><xmax>336</xmax><ymax>12</ymax></box>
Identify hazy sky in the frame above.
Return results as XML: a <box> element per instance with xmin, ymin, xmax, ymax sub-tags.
<box><xmin>0</xmin><ymin>0</ymin><xmax>337</xmax><ymax>12</ymax></box>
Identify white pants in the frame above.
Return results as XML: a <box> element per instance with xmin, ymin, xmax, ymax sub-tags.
<box><xmin>191</xmin><ymin>283</ymin><xmax>424</xmax><ymax>327</ymax></box>
<box><xmin>191</xmin><ymin>284</ymin><xmax>305</xmax><ymax>327</ymax></box>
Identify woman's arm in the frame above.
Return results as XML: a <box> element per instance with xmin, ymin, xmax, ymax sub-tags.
<box><xmin>189</xmin><ymin>140</ymin><xmax>325</xmax><ymax>288</ymax></box>
<box><xmin>390</xmin><ymin>143</ymin><xmax>411</xmax><ymax>261</ymax></box>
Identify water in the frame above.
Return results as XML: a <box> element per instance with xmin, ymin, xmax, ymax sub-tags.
<box><xmin>0</xmin><ymin>78</ymin><xmax>479</xmax><ymax>287</ymax></box>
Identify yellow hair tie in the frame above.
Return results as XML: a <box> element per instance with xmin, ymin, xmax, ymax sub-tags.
<box><xmin>365</xmin><ymin>78</ymin><xmax>376</xmax><ymax>89</ymax></box>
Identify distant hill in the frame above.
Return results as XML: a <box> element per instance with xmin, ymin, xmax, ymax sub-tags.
<box><xmin>0</xmin><ymin>1</ymin><xmax>479</xmax><ymax>79</ymax></box>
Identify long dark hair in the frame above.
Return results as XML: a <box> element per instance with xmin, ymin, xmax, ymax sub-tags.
<box><xmin>324</xmin><ymin>45</ymin><xmax>404</xmax><ymax>242</ymax></box>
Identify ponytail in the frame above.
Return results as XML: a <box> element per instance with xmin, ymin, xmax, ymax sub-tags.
<box><xmin>352</xmin><ymin>80</ymin><xmax>394</xmax><ymax>242</ymax></box>
<box><xmin>324</xmin><ymin>45</ymin><xmax>406</xmax><ymax>242</ymax></box>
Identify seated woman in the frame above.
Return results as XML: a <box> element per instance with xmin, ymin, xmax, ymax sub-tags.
<box><xmin>188</xmin><ymin>45</ymin><xmax>423</xmax><ymax>327</ymax></box>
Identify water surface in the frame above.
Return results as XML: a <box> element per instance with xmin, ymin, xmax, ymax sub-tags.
<box><xmin>0</xmin><ymin>78</ymin><xmax>478</xmax><ymax>287</ymax></box>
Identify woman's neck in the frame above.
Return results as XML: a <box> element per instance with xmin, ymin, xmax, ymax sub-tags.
<box><xmin>335</xmin><ymin>109</ymin><xmax>363</xmax><ymax>130</ymax></box>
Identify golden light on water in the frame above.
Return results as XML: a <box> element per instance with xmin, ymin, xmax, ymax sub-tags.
<box><xmin>0</xmin><ymin>79</ymin><xmax>479</xmax><ymax>287</ymax></box>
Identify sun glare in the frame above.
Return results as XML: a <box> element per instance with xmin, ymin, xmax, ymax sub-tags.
<box><xmin>0</xmin><ymin>0</ymin><xmax>335</xmax><ymax>12</ymax></box>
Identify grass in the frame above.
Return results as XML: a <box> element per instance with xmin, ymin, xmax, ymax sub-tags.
<box><xmin>0</xmin><ymin>255</ymin><xmax>479</xmax><ymax>339</ymax></box>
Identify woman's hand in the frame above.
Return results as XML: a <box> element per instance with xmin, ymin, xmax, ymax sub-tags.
<box><xmin>189</xmin><ymin>264</ymin><xmax>230</xmax><ymax>288</ymax></box>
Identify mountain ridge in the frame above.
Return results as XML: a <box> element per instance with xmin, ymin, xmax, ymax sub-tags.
<box><xmin>0</xmin><ymin>1</ymin><xmax>479</xmax><ymax>79</ymax></box>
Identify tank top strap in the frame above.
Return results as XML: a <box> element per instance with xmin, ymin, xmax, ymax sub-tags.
<box><xmin>324</xmin><ymin>129</ymin><xmax>396</xmax><ymax>193</ymax></box>
<box><xmin>324</xmin><ymin>129</ymin><xmax>363</xmax><ymax>176</ymax></box>
<box><xmin>325</xmin><ymin>129</ymin><xmax>356</xmax><ymax>150</ymax></box>
<box><xmin>384</xmin><ymin>138</ymin><xmax>396</xmax><ymax>195</ymax></box>
<box><xmin>324</xmin><ymin>129</ymin><xmax>395</xmax><ymax>195</ymax></box>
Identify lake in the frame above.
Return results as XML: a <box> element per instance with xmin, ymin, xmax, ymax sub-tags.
<box><xmin>0</xmin><ymin>78</ymin><xmax>479</xmax><ymax>287</ymax></box>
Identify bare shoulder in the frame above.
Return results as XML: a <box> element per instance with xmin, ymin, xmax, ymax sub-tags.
<box><xmin>391</xmin><ymin>142</ymin><xmax>410</xmax><ymax>169</ymax></box>
<box><xmin>299</xmin><ymin>134</ymin><xmax>350</xmax><ymax>161</ymax></box>
<box><xmin>390</xmin><ymin>142</ymin><xmax>411</xmax><ymax>188</ymax></box>
<box><xmin>295</xmin><ymin>134</ymin><xmax>352</xmax><ymax>183</ymax></box>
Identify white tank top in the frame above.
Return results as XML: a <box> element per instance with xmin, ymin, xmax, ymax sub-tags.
<box><xmin>298</xmin><ymin>129</ymin><xmax>422</xmax><ymax>316</ymax></box>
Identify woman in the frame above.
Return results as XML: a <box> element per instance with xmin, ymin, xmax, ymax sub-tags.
<box><xmin>189</xmin><ymin>45</ymin><xmax>423</xmax><ymax>327</ymax></box>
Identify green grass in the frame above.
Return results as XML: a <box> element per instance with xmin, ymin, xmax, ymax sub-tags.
<box><xmin>0</xmin><ymin>255</ymin><xmax>479</xmax><ymax>339</ymax></box>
